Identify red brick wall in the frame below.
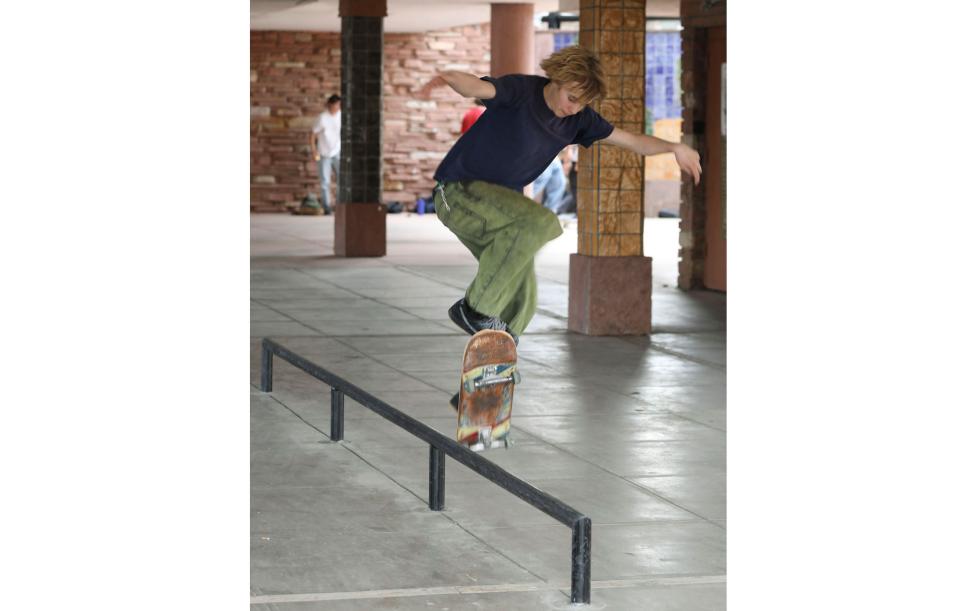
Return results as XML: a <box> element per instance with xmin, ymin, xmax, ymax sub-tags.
<box><xmin>383</xmin><ymin>25</ymin><xmax>491</xmax><ymax>206</ymax></box>
<box><xmin>250</xmin><ymin>31</ymin><xmax>339</xmax><ymax>212</ymax></box>
<box><xmin>250</xmin><ymin>25</ymin><xmax>490</xmax><ymax>212</ymax></box>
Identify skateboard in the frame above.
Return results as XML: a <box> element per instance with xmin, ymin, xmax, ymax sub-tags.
<box><xmin>455</xmin><ymin>329</ymin><xmax>520</xmax><ymax>451</ymax></box>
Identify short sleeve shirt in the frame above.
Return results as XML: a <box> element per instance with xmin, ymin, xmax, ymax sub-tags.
<box><xmin>434</xmin><ymin>75</ymin><xmax>614</xmax><ymax>191</ymax></box>
<box><xmin>314</xmin><ymin>110</ymin><xmax>341</xmax><ymax>158</ymax></box>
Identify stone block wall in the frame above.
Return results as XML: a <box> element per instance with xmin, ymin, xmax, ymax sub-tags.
<box><xmin>250</xmin><ymin>24</ymin><xmax>490</xmax><ymax>212</ymax></box>
<box><xmin>251</xmin><ymin>31</ymin><xmax>341</xmax><ymax>212</ymax></box>
<box><xmin>384</xmin><ymin>25</ymin><xmax>490</xmax><ymax>205</ymax></box>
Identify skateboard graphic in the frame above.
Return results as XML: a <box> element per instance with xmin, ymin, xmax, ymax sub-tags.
<box><xmin>456</xmin><ymin>329</ymin><xmax>520</xmax><ymax>451</ymax></box>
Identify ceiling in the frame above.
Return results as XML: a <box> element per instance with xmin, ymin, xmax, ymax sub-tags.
<box><xmin>250</xmin><ymin>0</ymin><xmax>679</xmax><ymax>33</ymax></box>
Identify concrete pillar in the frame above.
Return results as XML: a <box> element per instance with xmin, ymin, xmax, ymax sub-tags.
<box><xmin>336</xmin><ymin>0</ymin><xmax>387</xmax><ymax>257</ymax></box>
<box><xmin>570</xmin><ymin>0</ymin><xmax>651</xmax><ymax>335</ymax></box>
<box><xmin>490</xmin><ymin>3</ymin><xmax>535</xmax><ymax>77</ymax></box>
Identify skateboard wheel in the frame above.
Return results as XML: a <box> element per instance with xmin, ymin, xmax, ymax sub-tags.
<box><xmin>478</xmin><ymin>428</ymin><xmax>492</xmax><ymax>447</ymax></box>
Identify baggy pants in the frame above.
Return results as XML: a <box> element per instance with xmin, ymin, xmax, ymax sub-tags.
<box><xmin>434</xmin><ymin>180</ymin><xmax>564</xmax><ymax>336</ymax></box>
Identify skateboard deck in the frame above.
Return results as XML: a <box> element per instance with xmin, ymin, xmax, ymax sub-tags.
<box><xmin>456</xmin><ymin>329</ymin><xmax>519</xmax><ymax>451</ymax></box>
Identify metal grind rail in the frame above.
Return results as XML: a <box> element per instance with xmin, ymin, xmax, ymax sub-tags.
<box><xmin>259</xmin><ymin>338</ymin><xmax>593</xmax><ymax>604</ymax></box>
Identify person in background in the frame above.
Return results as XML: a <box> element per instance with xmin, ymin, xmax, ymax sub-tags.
<box><xmin>309</xmin><ymin>94</ymin><xmax>342</xmax><ymax>214</ymax></box>
<box><xmin>460</xmin><ymin>98</ymin><xmax>485</xmax><ymax>134</ymax></box>
<box><xmin>532</xmin><ymin>154</ymin><xmax>568</xmax><ymax>213</ymax></box>
<box><xmin>558</xmin><ymin>144</ymin><xmax>578</xmax><ymax>215</ymax></box>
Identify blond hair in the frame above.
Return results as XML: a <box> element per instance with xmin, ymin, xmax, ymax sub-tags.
<box><xmin>539</xmin><ymin>45</ymin><xmax>607</xmax><ymax>104</ymax></box>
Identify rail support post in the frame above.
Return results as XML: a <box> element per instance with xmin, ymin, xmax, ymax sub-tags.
<box><xmin>330</xmin><ymin>388</ymin><xmax>344</xmax><ymax>441</ymax></box>
<box><xmin>428</xmin><ymin>445</ymin><xmax>445</xmax><ymax>511</ymax></box>
<box><xmin>260</xmin><ymin>341</ymin><xmax>273</xmax><ymax>392</ymax></box>
<box><xmin>571</xmin><ymin>516</ymin><xmax>591</xmax><ymax>604</ymax></box>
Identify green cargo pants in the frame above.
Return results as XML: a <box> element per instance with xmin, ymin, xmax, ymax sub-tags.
<box><xmin>434</xmin><ymin>180</ymin><xmax>563</xmax><ymax>336</ymax></box>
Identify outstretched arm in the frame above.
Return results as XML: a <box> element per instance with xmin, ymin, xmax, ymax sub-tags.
<box><xmin>603</xmin><ymin>127</ymin><xmax>702</xmax><ymax>185</ymax></box>
<box><xmin>417</xmin><ymin>71</ymin><xmax>496</xmax><ymax>100</ymax></box>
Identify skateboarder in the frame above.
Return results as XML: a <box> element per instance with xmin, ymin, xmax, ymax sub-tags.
<box><xmin>418</xmin><ymin>45</ymin><xmax>701</xmax><ymax>353</ymax></box>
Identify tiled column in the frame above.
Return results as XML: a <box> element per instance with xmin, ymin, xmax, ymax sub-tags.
<box><xmin>570</xmin><ymin>0</ymin><xmax>651</xmax><ymax>335</ymax></box>
<box><xmin>336</xmin><ymin>0</ymin><xmax>387</xmax><ymax>257</ymax></box>
<box><xmin>490</xmin><ymin>3</ymin><xmax>535</xmax><ymax>77</ymax></box>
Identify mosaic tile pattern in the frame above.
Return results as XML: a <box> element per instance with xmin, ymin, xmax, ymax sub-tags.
<box><xmin>553</xmin><ymin>31</ymin><xmax>578</xmax><ymax>52</ymax></box>
<box><xmin>577</xmin><ymin>0</ymin><xmax>647</xmax><ymax>257</ymax></box>
<box><xmin>646</xmin><ymin>32</ymin><xmax>683</xmax><ymax>123</ymax></box>
<box><xmin>340</xmin><ymin>16</ymin><xmax>384</xmax><ymax>204</ymax></box>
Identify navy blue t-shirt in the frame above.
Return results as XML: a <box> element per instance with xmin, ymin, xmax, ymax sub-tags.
<box><xmin>434</xmin><ymin>75</ymin><xmax>614</xmax><ymax>192</ymax></box>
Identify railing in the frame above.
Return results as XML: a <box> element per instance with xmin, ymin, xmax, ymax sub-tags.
<box><xmin>259</xmin><ymin>338</ymin><xmax>592</xmax><ymax>604</ymax></box>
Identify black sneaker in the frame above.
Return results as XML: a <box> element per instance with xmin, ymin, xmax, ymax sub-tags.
<box><xmin>448</xmin><ymin>298</ymin><xmax>519</xmax><ymax>345</ymax></box>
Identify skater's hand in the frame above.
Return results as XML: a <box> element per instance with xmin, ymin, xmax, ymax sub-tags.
<box><xmin>417</xmin><ymin>75</ymin><xmax>446</xmax><ymax>100</ymax></box>
<box><xmin>672</xmin><ymin>143</ymin><xmax>702</xmax><ymax>185</ymax></box>
<box><xmin>603</xmin><ymin>128</ymin><xmax>701</xmax><ymax>185</ymax></box>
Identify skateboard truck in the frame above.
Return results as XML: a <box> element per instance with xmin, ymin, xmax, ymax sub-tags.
<box><xmin>468</xmin><ymin>427</ymin><xmax>514</xmax><ymax>452</ymax></box>
<box><xmin>462</xmin><ymin>363</ymin><xmax>520</xmax><ymax>394</ymax></box>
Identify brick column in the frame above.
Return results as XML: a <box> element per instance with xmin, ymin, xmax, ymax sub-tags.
<box><xmin>678</xmin><ymin>0</ymin><xmax>725</xmax><ymax>289</ymax></box>
<box><xmin>570</xmin><ymin>0</ymin><xmax>651</xmax><ymax>335</ymax></box>
<box><xmin>677</xmin><ymin>25</ymin><xmax>706</xmax><ymax>288</ymax></box>
<box><xmin>336</xmin><ymin>0</ymin><xmax>387</xmax><ymax>256</ymax></box>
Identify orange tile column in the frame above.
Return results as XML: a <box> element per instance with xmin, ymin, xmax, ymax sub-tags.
<box><xmin>569</xmin><ymin>0</ymin><xmax>652</xmax><ymax>335</ymax></box>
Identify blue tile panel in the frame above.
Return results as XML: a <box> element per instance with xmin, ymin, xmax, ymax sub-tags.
<box><xmin>553</xmin><ymin>32</ymin><xmax>579</xmax><ymax>52</ymax></box>
<box><xmin>645</xmin><ymin>31</ymin><xmax>682</xmax><ymax>121</ymax></box>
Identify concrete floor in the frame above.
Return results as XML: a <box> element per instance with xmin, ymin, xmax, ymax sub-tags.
<box><xmin>250</xmin><ymin>213</ymin><xmax>726</xmax><ymax>609</ymax></box>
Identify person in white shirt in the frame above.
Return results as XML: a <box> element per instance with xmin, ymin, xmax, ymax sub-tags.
<box><xmin>309</xmin><ymin>94</ymin><xmax>342</xmax><ymax>214</ymax></box>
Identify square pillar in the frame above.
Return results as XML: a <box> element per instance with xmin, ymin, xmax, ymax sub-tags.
<box><xmin>678</xmin><ymin>24</ymin><xmax>707</xmax><ymax>289</ymax></box>
<box><xmin>572</xmin><ymin>0</ymin><xmax>649</xmax><ymax>334</ymax></box>
<box><xmin>336</xmin><ymin>0</ymin><xmax>386</xmax><ymax>257</ymax></box>
<box><xmin>335</xmin><ymin>202</ymin><xmax>387</xmax><ymax>257</ymax></box>
<box><xmin>569</xmin><ymin>254</ymin><xmax>651</xmax><ymax>335</ymax></box>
